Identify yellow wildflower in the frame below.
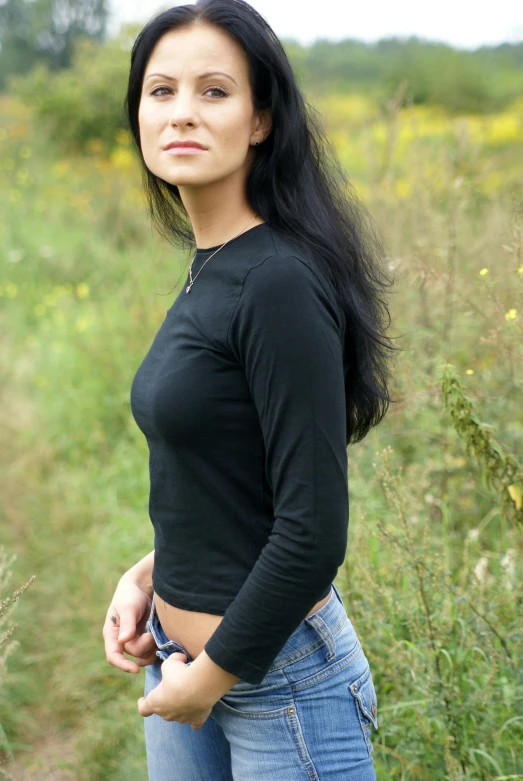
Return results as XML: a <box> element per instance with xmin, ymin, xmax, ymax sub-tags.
<box><xmin>466</xmin><ymin>369</ymin><xmax>474</xmax><ymax>375</ymax></box>
<box><xmin>479</xmin><ymin>268</ymin><xmax>489</xmax><ymax>276</ymax></box>
<box><xmin>5</xmin><ymin>282</ymin><xmax>18</xmax><ymax>298</ymax></box>
<box><xmin>76</xmin><ymin>317</ymin><xmax>91</xmax><ymax>332</ymax></box>
<box><xmin>110</xmin><ymin>147</ymin><xmax>135</xmax><ymax>171</ymax></box>
<box><xmin>43</xmin><ymin>292</ymin><xmax>58</xmax><ymax>307</ymax></box>
<box><xmin>76</xmin><ymin>283</ymin><xmax>90</xmax><ymax>299</ymax></box>
<box><xmin>505</xmin><ymin>308</ymin><xmax>517</xmax><ymax>321</ymax></box>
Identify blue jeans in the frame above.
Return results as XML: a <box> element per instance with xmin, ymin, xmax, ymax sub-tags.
<box><xmin>143</xmin><ymin>583</ymin><xmax>378</xmax><ymax>780</ymax></box>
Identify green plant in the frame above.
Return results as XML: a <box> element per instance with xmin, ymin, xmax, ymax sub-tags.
<box><xmin>344</xmin><ymin>446</ymin><xmax>522</xmax><ymax>780</ymax></box>
<box><xmin>440</xmin><ymin>363</ymin><xmax>523</xmax><ymax>526</ymax></box>
<box><xmin>0</xmin><ymin>548</ymin><xmax>35</xmax><ymax>779</ymax></box>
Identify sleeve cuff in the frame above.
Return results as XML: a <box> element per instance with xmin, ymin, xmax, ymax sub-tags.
<box><xmin>204</xmin><ymin>635</ymin><xmax>269</xmax><ymax>686</ymax></box>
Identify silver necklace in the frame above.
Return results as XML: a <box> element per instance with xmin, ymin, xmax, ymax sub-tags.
<box><xmin>186</xmin><ymin>214</ymin><xmax>259</xmax><ymax>293</ymax></box>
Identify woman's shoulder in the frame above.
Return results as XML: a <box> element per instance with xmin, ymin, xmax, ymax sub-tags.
<box><xmin>228</xmin><ymin>224</ymin><xmax>344</xmax><ymax>331</ymax></box>
<box><xmin>243</xmin><ymin>231</ymin><xmax>339</xmax><ymax>312</ymax></box>
<box><xmin>234</xmin><ymin>249</ymin><xmax>345</xmax><ymax>339</ymax></box>
<box><xmin>247</xmin><ymin>252</ymin><xmax>316</xmax><ymax>281</ymax></box>
<box><xmin>242</xmin><ymin>227</ymin><xmax>328</xmax><ymax>293</ymax></box>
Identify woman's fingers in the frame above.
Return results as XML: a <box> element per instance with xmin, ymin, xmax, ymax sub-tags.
<box><xmin>105</xmin><ymin>634</ymin><xmax>141</xmax><ymax>673</ymax></box>
<box><xmin>103</xmin><ymin>603</ymin><xmax>143</xmax><ymax>673</ymax></box>
<box><xmin>130</xmin><ymin>648</ymin><xmax>159</xmax><ymax>667</ymax></box>
<box><xmin>103</xmin><ymin>585</ymin><xmax>155</xmax><ymax>673</ymax></box>
<box><xmin>124</xmin><ymin>631</ymin><xmax>157</xmax><ymax>666</ymax></box>
<box><xmin>124</xmin><ymin>629</ymin><xmax>155</xmax><ymax>655</ymax></box>
<box><xmin>112</xmin><ymin>601</ymin><xmax>139</xmax><ymax>644</ymax></box>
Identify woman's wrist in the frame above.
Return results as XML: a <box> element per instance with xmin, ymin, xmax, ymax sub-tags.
<box><xmin>184</xmin><ymin>650</ymin><xmax>241</xmax><ymax>705</ymax></box>
<box><xmin>119</xmin><ymin>550</ymin><xmax>154</xmax><ymax>596</ymax></box>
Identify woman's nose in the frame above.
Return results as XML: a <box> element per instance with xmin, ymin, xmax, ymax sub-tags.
<box><xmin>168</xmin><ymin>88</ymin><xmax>199</xmax><ymax>127</ymax></box>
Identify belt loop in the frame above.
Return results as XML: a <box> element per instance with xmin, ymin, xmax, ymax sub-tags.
<box><xmin>304</xmin><ymin>586</ymin><xmax>337</xmax><ymax>660</ymax></box>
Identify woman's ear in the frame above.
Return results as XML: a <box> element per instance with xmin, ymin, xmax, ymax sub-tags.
<box><xmin>253</xmin><ymin>108</ymin><xmax>272</xmax><ymax>144</ymax></box>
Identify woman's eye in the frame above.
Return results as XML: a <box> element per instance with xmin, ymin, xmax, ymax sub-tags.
<box><xmin>205</xmin><ymin>87</ymin><xmax>227</xmax><ymax>98</ymax></box>
<box><xmin>149</xmin><ymin>86</ymin><xmax>227</xmax><ymax>98</ymax></box>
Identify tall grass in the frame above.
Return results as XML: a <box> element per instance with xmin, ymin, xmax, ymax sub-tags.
<box><xmin>0</xmin><ymin>549</ymin><xmax>34</xmax><ymax>779</ymax></box>
<box><xmin>0</xmin><ymin>89</ymin><xmax>521</xmax><ymax>779</ymax></box>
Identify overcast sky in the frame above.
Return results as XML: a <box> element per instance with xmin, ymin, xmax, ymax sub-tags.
<box><xmin>108</xmin><ymin>0</ymin><xmax>523</xmax><ymax>49</ymax></box>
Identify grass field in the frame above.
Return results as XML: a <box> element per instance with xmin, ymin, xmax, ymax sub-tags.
<box><xmin>0</xmin><ymin>90</ymin><xmax>522</xmax><ymax>780</ymax></box>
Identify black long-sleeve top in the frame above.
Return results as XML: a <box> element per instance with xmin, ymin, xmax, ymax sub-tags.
<box><xmin>130</xmin><ymin>222</ymin><xmax>349</xmax><ymax>685</ymax></box>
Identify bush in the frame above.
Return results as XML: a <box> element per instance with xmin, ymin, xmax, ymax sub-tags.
<box><xmin>6</xmin><ymin>25</ymin><xmax>140</xmax><ymax>155</ymax></box>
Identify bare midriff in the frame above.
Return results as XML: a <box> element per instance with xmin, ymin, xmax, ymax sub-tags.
<box><xmin>154</xmin><ymin>590</ymin><xmax>332</xmax><ymax>663</ymax></box>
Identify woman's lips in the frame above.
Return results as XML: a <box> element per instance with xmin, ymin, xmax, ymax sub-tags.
<box><xmin>165</xmin><ymin>147</ymin><xmax>207</xmax><ymax>154</ymax></box>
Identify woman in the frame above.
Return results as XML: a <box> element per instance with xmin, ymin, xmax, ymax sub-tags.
<box><xmin>102</xmin><ymin>1</ymin><xmax>395</xmax><ymax>778</ymax></box>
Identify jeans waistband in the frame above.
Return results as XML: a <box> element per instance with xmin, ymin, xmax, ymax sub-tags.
<box><xmin>146</xmin><ymin>581</ymin><xmax>347</xmax><ymax>668</ymax></box>
<box><xmin>267</xmin><ymin>581</ymin><xmax>347</xmax><ymax>671</ymax></box>
<box><xmin>146</xmin><ymin>593</ymin><xmax>194</xmax><ymax>662</ymax></box>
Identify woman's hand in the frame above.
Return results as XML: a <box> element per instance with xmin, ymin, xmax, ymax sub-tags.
<box><xmin>137</xmin><ymin>652</ymin><xmax>214</xmax><ymax>730</ymax></box>
<box><xmin>103</xmin><ymin>579</ymin><xmax>157</xmax><ymax>674</ymax></box>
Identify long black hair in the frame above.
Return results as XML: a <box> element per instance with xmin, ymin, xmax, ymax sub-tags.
<box><xmin>124</xmin><ymin>0</ymin><xmax>398</xmax><ymax>445</ymax></box>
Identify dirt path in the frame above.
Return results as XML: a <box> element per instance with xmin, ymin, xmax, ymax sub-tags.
<box><xmin>6</xmin><ymin>732</ymin><xmax>76</xmax><ymax>781</ymax></box>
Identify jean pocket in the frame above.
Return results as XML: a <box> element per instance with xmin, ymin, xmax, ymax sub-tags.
<box><xmin>348</xmin><ymin>664</ymin><xmax>378</xmax><ymax>756</ymax></box>
<box><xmin>217</xmin><ymin>673</ymin><xmax>295</xmax><ymax>719</ymax></box>
<box><xmin>216</xmin><ymin>696</ymin><xmax>293</xmax><ymax>720</ymax></box>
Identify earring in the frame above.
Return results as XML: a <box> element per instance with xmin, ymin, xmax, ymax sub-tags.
<box><xmin>254</xmin><ymin>141</ymin><xmax>260</xmax><ymax>146</ymax></box>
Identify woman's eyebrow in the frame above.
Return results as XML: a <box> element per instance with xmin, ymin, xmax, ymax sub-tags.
<box><xmin>144</xmin><ymin>71</ymin><xmax>238</xmax><ymax>86</ymax></box>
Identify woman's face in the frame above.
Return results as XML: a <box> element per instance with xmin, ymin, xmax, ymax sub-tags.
<box><xmin>138</xmin><ymin>22</ymin><xmax>269</xmax><ymax>189</ymax></box>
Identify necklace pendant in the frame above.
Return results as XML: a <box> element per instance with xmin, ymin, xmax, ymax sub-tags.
<box><xmin>186</xmin><ymin>284</ymin><xmax>192</xmax><ymax>293</ymax></box>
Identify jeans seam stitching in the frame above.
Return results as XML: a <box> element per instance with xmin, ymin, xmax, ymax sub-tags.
<box><xmin>290</xmin><ymin>642</ymin><xmax>363</xmax><ymax>693</ymax></box>
<box><xmin>356</xmin><ymin>708</ymin><xmax>374</xmax><ymax>757</ymax></box>
<box><xmin>282</xmin><ymin>676</ymin><xmax>320</xmax><ymax>781</ymax></box>
<box><xmin>349</xmin><ymin>677</ymin><xmax>376</xmax><ymax>757</ymax></box>
<box><xmin>269</xmin><ymin>613</ymin><xmax>346</xmax><ymax>671</ymax></box>
<box><xmin>215</xmin><ymin>700</ymin><xmax>292</xmax><ymax>719</ymax></box>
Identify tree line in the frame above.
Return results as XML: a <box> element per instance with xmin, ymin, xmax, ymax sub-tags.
<box><xmin>1</xmin><ymin>0</ymin><xmax>521</xmax><ymax>117</ymax></box>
